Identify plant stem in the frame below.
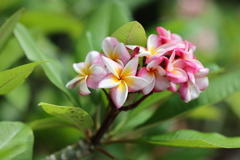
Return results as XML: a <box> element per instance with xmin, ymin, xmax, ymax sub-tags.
<box><xmin>119</xmin><ymin>93</ymin><xmax>152</xmax><ymax>111</ymax></box>
<box><xmin>95</xmin><ymin>146</ymin><xmax>116</xmax><ymax>159</ymax></box>
<box><xmin>91</xmin><ymin>106</ymin><xmax>120</xmax><ymax>145</ymax></box>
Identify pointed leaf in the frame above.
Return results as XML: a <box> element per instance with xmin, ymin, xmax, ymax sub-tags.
<box><xmin>0</xmin><ymin>8</ymin><xmax>24</xmax><ymax>50</ymax></box>
<box><xmin>111</xmin><ymin>21</ymin><xmax>147</xmax><ymax>47</ymax></box>
<box><xmin>0</xmin><ymin>37</ymin><xmax>24</xmax><ymax>71</ymax></box>
<box><xmin>0</xmin><ymin>61</ymin><xmax>46</xmax><ymax>95</ymax></box>
<box><xmin>39</xmin><ymin>102</ymin><xmax>94</xmax><ymax>131</ymax></box>
<box><xmin>137</xmin><ymin>129</ymin><xmax>240</xmax><ymax>148</ymax></box>
<box><xmin>14</xmin><ymin>23</ymin><xmax>80</xmax><ymax>107</ymax></box>
<box><xmin>0</xmin><ymin>121</ymin><xmax>34</xmax><ymax>160</ymax></box>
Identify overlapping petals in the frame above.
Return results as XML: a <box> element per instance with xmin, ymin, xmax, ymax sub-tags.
<box><xmin>66</xmin><ymin>51</ymin><xmax>107</xmax><ymax>95</ymax></box>
<box><xmin>102</xmin><ymin>37</ymin><xmax>131</xmax><ymax>66</ymax></box>
<box><xmin>67</xmin><ymin>25</ymin><xmax>209</xmax><ymax>107</ymax></box>
<box><xmin>99</xmin><ymin>57</ymin><xmax>149</xmax><ymax>108</ymax></box>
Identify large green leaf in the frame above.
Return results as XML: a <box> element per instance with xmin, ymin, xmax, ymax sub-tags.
<box><xmin>0</xmin><ymin>61</ymin><xmax>46</xmax><ymax>95</ymax></box>
<box><xmin>14</xmin><ymin>23</ymin><xmax>80</xmax><ymax>107</ymax></box>
<box><xmin>137</xmin><ymin>129</ymin><xmax>240</xmax><ymax>148</ymax></box>
<box><xmin>0</xmin><ymin>8</ymin><xmax>23</xmax><ymax>51</ymax></box>
<box><xmin>0</xmin><ymin>37</ymin><xmax>23</xmax><ymax>71</ymax></box>
<box><xmin>144</xmin><ymin>69</ymin><xmax>240</xmax><ymax>125</ymax></box>
<box><xmin>19</xmin><ymin>10</ymin><xmax>83</xmax><ymax>39</ymax></box>
<box><xmin>111</xmin><ymin>21</ymin><xmax>147</xmax><ymax>47</ymax></box>
<box><xmin>0</xmin><ymin>121</ymin><xmax>34</xmax><ymax>160</ymax></box>
<box><xmin>39</xmin><ymin>102</ymin><xmax>94</xmax><ymax>131</ymax></box>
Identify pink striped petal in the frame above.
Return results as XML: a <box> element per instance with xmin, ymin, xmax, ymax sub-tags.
<box><xmin>179</xmin><ymin>81</ymin><xmax>200</xmax><ymax>102</ymax></box>
<box><xmin>73</xmin><ymin>62</ymin><xmax>86</xmax><ymax>75</ymax></box>
<box><xmin>79</xmin><ymin>77</ymin><xmax>91</xmax><ymax>95</ymax></box>
<box><xmin>137</xmin><ymin>68</ymin><xmax>155</xmax><ymax>94</ymax></box>
<box><xmin>173</xmin><ymin>59</ymin><xmax>186</xmax><ymax>68</ymax></box>
<box><xmin>148</xmin><ymin>34</ymin><xmax>161</xmax><ymax>52</ymax></box>
<box><xmin>110</xmin><ymin>81</ymin><xmax>128</xmax><ymax>108</ymax></box>
<box><xmin>85</xmin><ymin>51</ymin><xmax>103</xmax><ymax>68</ymax></box>
<box><xmin>168</xmin><ymin>82</ymin><xmax>177</xmax><ymax>92</ymax></box>
<box><xmin>166</xmin><ymin>68</ymin><xmax>188</xmax><ymax>83</ymax></box>
<box><xmin>171</xmin><ymin>33</ymin><xmax>183</xmax><ymax>43</ymax></box>
<box><xmin>87</xmin><ymin>64</ymin><xmax>107</xmax><ymax>89</ymax></box>
<box><xmin>121</xmin><ymin>57</ymin><xmax>139</xmax><ymax>77</ymax></box>
<box><xmin>196</xmin><ymin>77</ymin><xmax>209</xmax><ymax>91</ymax></box>
<box><xmin>123</xmin><ymin>76</ymin><xmax>149</xmax><ymax>92</ymax></box>
<box><xmin>153</xmin><ymin>71</ymin><xmax>170</xmax><ymax>92</ymax></box>
<box><xmin>142</xmin><ymin>79</ymin><xmax>155</xmax><ymax>95</ymax></box>
<box><xmin>102</xmin><ymin>37</ymin><xmax>119</xmax><ymax>58</ymax></box>
<box><xmin>98</xmin><ymin>73</ymin><xmax>121</xmax><ymax>88</ymax></box>
<box><xmin>113</xmin><ymin>43</ymin><xmax>131</xmax><ymax>65</ymax></box>
<box><xmin>66</xmin><ymin>77</ymin><xmax>82</xmax><ymax>89</ymax></box>
<box><xmin>102</xmin><ymin>56</ymin><xmax>123</xmax><ymax>78</ymax></box>
<box><xmin>156</xmin><ymin>27</ymin><xmax>169</xmax><ymax>37</ymax></box>
<box><xmin>196</xmin><ymin>68</ymin><xmax>209</xmax><ymax>77</ymax></box>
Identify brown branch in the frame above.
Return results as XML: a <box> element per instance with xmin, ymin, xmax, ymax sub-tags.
<box><xmin>119</xmin><ymin>92</ymin><xmax>152</xmax><ymax>111</ymax></box>
<box><xmin>95</xmin><ymin>146</ymin><xmax>116</xmax><ymax>159</ymax></box>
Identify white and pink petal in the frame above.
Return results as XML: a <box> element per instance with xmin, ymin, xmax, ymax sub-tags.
<box><xmin>110</xmin><ymin>81</ymin><xmax>128</xmax><ymax>108</ymax></box>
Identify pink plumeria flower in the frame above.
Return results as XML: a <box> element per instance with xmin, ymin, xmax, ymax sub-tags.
<box><xmin>138</xmin><ymin>58</ymin><xmax>170</xmax><ymax>95</ymax></box>
<box><xmin>126</xmin><ymin>34</ymin><xmax>176</xmax><ymax>63</ymax></box>
<box><xmin>165</xmin><ymin>50</ymin><xmax>188</xmax><ymax>84</ymax></box>
<box><xmin>66</xmin><ymin>51</ymin><xmax>107</xmax><ymax>95</ymax></box>
<box><xmin>179</xmin><ymin>70</ymin><xmax>209</xmax><ymax>102</ymax></box>
<box><xmin>102</xmin><ymin>37</ymin><xmax>131</xmax><ymax>66</ymax></box>
<box><xmin>98</xmin><ymin>57</ymin><xmax>149</xmax><ymax>108</ymax></box>
<box><xmin>156</xmin><ymin>27</ymin><xmax>196</xmax><ymax>51</ymax></box>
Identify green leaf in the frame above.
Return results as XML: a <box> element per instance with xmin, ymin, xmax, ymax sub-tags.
<box><xmin>0</xmin><ymin>61</ymin><xmax>46</xmax><ymax>95</ymax></box>
<box><xmin>0</xmin><ymin>121</ymin><xmax>34</xmax><ymax>160</ymax></box>
<box><xmin>39</xmin><ymin>102</ymin><xmax>94</xmax><ymax>131</ymax></box>
<box><xmin>0</xmin><ymin>37</ymin><xmax>24</xmax><ymax>71</ymax></box>
<box><xmin>0</xmin><ymin>8</ymin><xmax>24</xmax><ymax>51</ymax></box>
<box><xmin>28</xmin><ymin>117</ymin><xmax>76</xmax><ymax>131</ymax></box>
<box><xmin>137</xmin><ymin>129</ymin><xmax>240</xmax><ymax>148</ymax></box>
<box><xmin>19</xmin><ymin>10</ymin><xmax>83</xmax><ymax>39</ymax></box>
<box><xmin>14</xmin><ymin>23</ymin><xmax>80</xmax><ymax>107</ymax></box>
<box><xmin>144</xmin><ymin>69</ymin><xmax>240</xmax><ymax>125</ymax></box>
<box><xmin>111</xmin><ymin>21</ymin><xmax>147</xmax><ymax>46</ymax></box>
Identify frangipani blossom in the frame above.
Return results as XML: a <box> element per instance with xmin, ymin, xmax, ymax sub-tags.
<box><xmin>126</xmin><ymin>34</ymin><xmax>176</xmax><ymax>63</ymax></box>
<box><xmin>138</xmin><ymin>58</ymin><xmax>170</xmax><ymax>95</ymax></box>
<box><xmin>66</xmin><ymin>51</ymin><xmax>107</xmax><ymax>95</ymax></box>
<box><xmin>165</xmin><ymin>50</ymin><xmax>188</xmax><ymax>84</ymax></box>
<box><xmin>98</xmin><ymin>57</ymin><xmax>149</xmax><ymax>108</ymax></box>
<box><xmin>156</xmin><ymin>27</ymin><xmax>196</xmax><ymax>51</ymax></box>
<box><xmin>102</xmin><ymin>37</ymin><xmax>131</xmax><ymax>66</ymax></box>
<box><xmin>179</xmin><ymin>71</ymin><xmax>209</xmax><ymax>102</ymax></box>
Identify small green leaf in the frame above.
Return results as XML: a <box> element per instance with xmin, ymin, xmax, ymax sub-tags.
<box><xmin>111</xmin><ymin>21</ymin><xmax>147</xmax><ymax>46</ymax></box>
<box><xmin>14</xmin><ymin>23</ymin><xmax>80</xmax><ymax>107</ymax></box>
<box><xmin>0</xmin><ymin>121</ymin><xmax>34</xmax><ymax>160</ymax></box>
<box><xmin>137</xmin><ymin>129</ymin><xmax>240</xmax><ymax>148</ymax></box>
<box><xmin>39</xmin><ymin>102</ymin><xmax>94</xmax><ymax>131</ymax></box>
<box><xmin>0</xmin><ymin>8</ymin><xmax>24</xmax><ymax>51</ymax></box>
<box><xmin>0</xmin><ymin>61</ymin><xmax>46</xmax><ymax>95</ymax></box>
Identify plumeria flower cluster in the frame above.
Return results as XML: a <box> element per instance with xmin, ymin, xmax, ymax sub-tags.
<box><xmin>66</xmin><ymin>27</ymin><xmax>209</xmax><ymax>108</ymax></box>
